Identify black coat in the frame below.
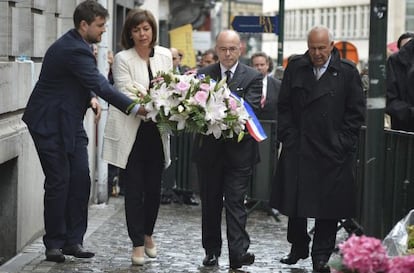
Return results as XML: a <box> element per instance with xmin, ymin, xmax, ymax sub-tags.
<box><xmin>193</xmin><ymin>62</ymin><xmax>263</xmax><ymax>168</ymax></box>
<box><xmin>269</xmin><ymin>48</ymin><xmax>366</xmax><ymax>219</ymax></box>
<box><xmin>386</xmin><ymin>39</ymin><xmax>414</xmax><ymax>131</ymax></box>
<box><xmin>257</xmin><ymin>76</ymin><xmax>281</xmax><ymax>121</ymax></box>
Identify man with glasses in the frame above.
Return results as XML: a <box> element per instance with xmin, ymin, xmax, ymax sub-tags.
<box><xmin>193</xmin><ymin>29</ymin><xmax>262</xmax><ymax>270</ymax></box>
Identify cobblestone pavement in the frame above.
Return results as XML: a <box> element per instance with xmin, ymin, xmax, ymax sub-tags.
<box><xmin>0</xmin><ymin>196</ymin><xmax>340</xmax><ymax>273</ymax></box>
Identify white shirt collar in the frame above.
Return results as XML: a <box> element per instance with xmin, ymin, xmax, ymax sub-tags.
<box><xmin>220</xmin><ymin>62</ymin><xmax>238</xmax><ymax>79</ymax></box>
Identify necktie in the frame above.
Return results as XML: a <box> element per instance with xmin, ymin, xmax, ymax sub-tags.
<box><xmin>315</xmin><ymin>67</ymin><xmax>323</xmax><ymax>80</ymax></box>
<box><xmin>225</xmin><ymin>70</ymin><xmax>232</xmax><ymax>84</ymax></box>
<box><xmin>260</xmin><ymin>95</ymin><xmax>266</xmax><ymax>108</ymax></box>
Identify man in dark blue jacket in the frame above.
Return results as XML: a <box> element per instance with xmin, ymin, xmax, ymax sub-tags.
<box><xmin>22</xmin><ymin>0</ymin><xmax>140</xmax><ymax>263</ymax></box>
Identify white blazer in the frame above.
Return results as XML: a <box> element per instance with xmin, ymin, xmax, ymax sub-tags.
<box><xmin>102</xmin><ymin>46</ymin><xmax>173</xmax><ymax>169</ymax></box>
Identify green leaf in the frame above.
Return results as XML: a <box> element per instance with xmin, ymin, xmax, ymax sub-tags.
<box><xmin>237</xmin><ymin>132</ymin><xmax>245</xmax><ymax>142</ymax></box>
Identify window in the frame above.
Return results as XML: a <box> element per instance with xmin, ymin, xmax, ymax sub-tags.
<box><xmin>406</xmin><ymin>0</ymin><xmax>414</xmax><ymax>31</ymax></box>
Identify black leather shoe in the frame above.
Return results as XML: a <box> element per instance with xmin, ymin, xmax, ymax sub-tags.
<box><xmin>160</xmin><ymin>194</ymin><xmax>172</xmax><ymax>204</ymax></box>
<box><xmin>280</xmin><ymin>249</ymin><xmax>309</xmax><ymax>265</ymax></box>
<box><xmin>230</xmin><ymin>252</ymin><xmax>255</xmax><ymax>269</ymax></box>
<box><xmin>45</xmin><ymin>248</ymin><xmax>65</xmax><ymax>263</ymax></box>
<box><xmin>183</xmin><ymin>194</ymin><xmax>199</xmax><ymax>206</ymax></box>
<box><xmin>202</xmin><ymin>253</ymin><xmax>219</xmax><ymax>266</ymax></box>
<box><xmin>62</xmin><ymin>244</ymin><xmax>95</xmax><ymax>258</ymax></box>
<box><xmin>313</xmin><ymin>260</ymin><xmax>330</xmax><ymax>273</ymax></box>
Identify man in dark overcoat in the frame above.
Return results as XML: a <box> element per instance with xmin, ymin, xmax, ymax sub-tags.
<box><xmin>269</xmin><ymin>26</ymin><xmax>365</xmax><ymax>273</ymax></box>
<box><xmin>386</xmin><ymin>33</ymin><xmax>414</xmax><ymax>132</ymax></box>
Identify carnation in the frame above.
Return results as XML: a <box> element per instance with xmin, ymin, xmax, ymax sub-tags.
<box><xmin>339</xmin><ymin>235</ymin><xmax>389</xmax><ymax>273</ymax></box>
<box><xmin>388</xmin><ymin>255</ymin><xmax>414</xmax><ymax>273</ymax></box>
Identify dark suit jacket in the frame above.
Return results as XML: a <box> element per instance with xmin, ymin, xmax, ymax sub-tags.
<box><xmin>22</xmin><ymin>29</ymin><xmax>133</xmax><ymax>152</ymax></box>
<box><xmin>257</xmin><ymin>76</ymin><xmax>281</xmax><ymax>121</ymax></box>
<box><xmin>193</xmin><ymin>62</ymin><xmax>263</xmax><ymax>168</ymax></box>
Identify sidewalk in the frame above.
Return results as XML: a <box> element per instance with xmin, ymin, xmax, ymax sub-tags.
<box><xmin>0</xmin><ymin>197</ymin><xmax>316</xmax><ymax>273</ymax></box>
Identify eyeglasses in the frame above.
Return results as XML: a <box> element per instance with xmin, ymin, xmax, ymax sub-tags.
<box><xmin>218</xmin><ymin>47</ymin><xmax>239</xmax><ymax>54</ymax></box>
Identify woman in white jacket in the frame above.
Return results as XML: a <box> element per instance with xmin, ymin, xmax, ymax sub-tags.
<box><xmin>102</xmin><ymin>8</ymin><xmax>172</xmax><ymax>265</ymax></box>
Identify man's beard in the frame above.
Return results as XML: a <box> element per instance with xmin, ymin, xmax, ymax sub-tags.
<box><xmin>86</xmin><ymin>34</ymin><xmax>101</xmax><ymax>44</ymax></box>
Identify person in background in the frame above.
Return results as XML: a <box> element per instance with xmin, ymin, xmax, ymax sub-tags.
<box><xmin>102</xmin><ymin>8</ymin><xmax>172</xmax><ymax>266</ymax></box>
<box><xmin>267</xmin><ymin>55</ymin><xmax>274</xmax><ymax>76</ymax></box>
<box><xmin>170</xmin><ymin>47</ymin><xmax>189</xmax><ymax>74</ymax></box>
<box><xmin>250</xmin><ymin>52</ymin><xmax>281</xmax><ymax>121</ymax></box>
<box><xmin>194</xmin><ymin>29</ymin><xmax>262</xmax><ymax>270</ymax></box>
<box><xmin>386</xmin><ymin>32</ymin><xmax>414</xmax><ymax>132</ymax></box>
<box><xmin>269</xmin><ymin>26</ymin><xmax>365</xmax><ymax>272</ymax></box>
<box><xmin>22</xmin><ymin>0</ymin><xmax>141</xmax><ymax>263</ymax></box>
<box><xmin>199</xmin><ymin>48</ymin><xmax>218</xmax><ymax>68</ymax></box>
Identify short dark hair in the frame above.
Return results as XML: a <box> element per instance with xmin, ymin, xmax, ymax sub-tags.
<box><xmin>202</xmin><ymin>49</ymin><xmax>218</xmax><ymax>61</ymax></box>
<box><xmin>397</xmin><ymin>32</ymin><xmax>414</xmax><ymax>49</ymax></box>
<box><xmin>250</xmin><ymin>52</ymin><xmax>269</xmax><ymax>64</ymax></box>
<box><xmin>73</xmin><ymin>0</ymin><xmax>109</xmax><ymax>29</ymax></box>
<box><xmin>121</xmin><ymin>9</ymin><xmax>158</xmax><ymax>49</ymax></box>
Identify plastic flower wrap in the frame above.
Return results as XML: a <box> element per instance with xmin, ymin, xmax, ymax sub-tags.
<box><xmin>330</xmin><ymin>235</ymin><xmax>389</xmax><ymax>273</ymax></box>
<box><xmin>127</xmin><ymin>71</ymin><xmax>250</xmax><ymax>141</ymax></box>
<box><xmin>383</xmin><ymin>209</ymin><xmax>414</xmax><ymax>256</ymax></box>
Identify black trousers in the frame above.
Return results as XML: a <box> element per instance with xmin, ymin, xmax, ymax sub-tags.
<box><xmin>198</xmin><ymin>159</ymin><xmax>252</xmax><ymax>259</ymax></box>
<box><xmin>287</xmin><ymin>217</ymin><xmax>338</xmax><ymax>261</ymax></box>
<box><xmin>122</xmin><ymin>121</ymin><xmax>164</xmax><ymax>247</ymax></box>
<box><xmin>29</xmin><ymin>128</ymin><xmax>90</xmax><ymax>250</ymax></box>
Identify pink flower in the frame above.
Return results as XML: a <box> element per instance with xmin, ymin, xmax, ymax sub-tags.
<box><xmin>151</xmin><ymin>76</ymin><xmax>164</xmax><ymax>84</ymax></box>
<box><xmin>228</xmin><ymin>97</ymin><xmax>238</xmax><ymax>111</ymax></box>
<box><xmin>388</xmin><ymin>255</ymin><xmax>414</xmax><ymax>273</ymax></box>
<box><xmin>176</xmin><ymin>81</ymin><xmax>191</xmax><ymax>92</ymax></box>
<box><xmin>194</xmin><ymin>91</ymin><xmax>208</xmax><ymax>107</ymax></box>
<box><xmin>339</xmin><ymin>235</ymin><xmax>389</xmax><ymax>273</ymax></box>
<box><xmin>199</xmin><ymin>83</ymin><xmax>210</xmax><ymax>91</ymax></box>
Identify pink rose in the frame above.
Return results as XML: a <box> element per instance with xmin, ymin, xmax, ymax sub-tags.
<box><xmin>194</xmin><ymin>91</ymin><xmax>208</xmax><ymax>106</ymax></box>
<box><xmin>228</xmin><ymin>97</ymin><xmax>238</xmax><ymax>111</ymax></box>
<box><xmin>199</xmin><ymin>83</ymin><xmax>210</xmax><ymax>91</ymax></box>
<box><xmin>176</xmin><ymin>81</ymin><xmax>190</xmax><ymax>92</ymax></box>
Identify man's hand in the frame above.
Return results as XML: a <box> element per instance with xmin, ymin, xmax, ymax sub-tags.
<box><xmin>90</xmin><ymin>97</ymin><xmax>102</xmax><ymax>123</ymax></box>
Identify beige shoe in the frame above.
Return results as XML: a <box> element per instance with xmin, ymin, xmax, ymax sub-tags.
<box><xmin>144</xmin><ymin>235</ymin><xmax>157</xmax><ymax>258</ymax></box>
<box><xmin>145</xmin><ymin>246</ymin><xmax>157</xmax><ymax>258</ymax></box>
<box><xmin>131</xmin><ymin>255</ymin><xmax>144</xmax><ymax>266</ymax></box>
<box><xmin>131</xmin><ymin>246</ymin><xmax>145</xmax><ymax>266</ymax></box>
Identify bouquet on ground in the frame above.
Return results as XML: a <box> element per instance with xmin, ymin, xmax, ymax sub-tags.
<box><xmin>127</xmin><ymin>71</ymin><xmax>265</xmax><ymax>142</ymax></box>
<box><xmin>329</xmin><ymin>234</ymin><xmax>414</xmax><ymax>273</ymax></box>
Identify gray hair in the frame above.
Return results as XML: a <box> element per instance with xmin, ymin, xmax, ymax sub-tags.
<box><xmin>307</xmin><ymin>25</ymin><xmax>334</xmax><ymax>43</ymax></box>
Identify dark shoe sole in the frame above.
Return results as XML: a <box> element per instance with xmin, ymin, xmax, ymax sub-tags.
<box><xmin>230</xmin><ymin>255</ymin><xmax>255</xmax><ymax>269</ymax></box>
<box><xmin>280</xmin><ymin>254</ymin><xmax>309</xmax><ymax>265</ymax></box>
<box><xmin>62</xmin><ymin>247</ymin><xmax>95</xmax><ymax>258</ymax></box>
<box><xmin>45</xmin><ymin>254</ymin><xmax>65</xmax><ymax>263</ymax></box>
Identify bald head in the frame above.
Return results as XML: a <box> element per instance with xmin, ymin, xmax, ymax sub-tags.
<box><xmin>170</xmin><ymin>47</ymin><xmax>181</xmax><ymax>69</ymax></box>
<box><xmin>215</xmin><ymin>30</ymin><xmax>241</xmax><ymax>69</ymax></box>
<box><xmin>307</xmin><ymin>26</ymin><xmax>334</xmax><ymax>68</ymax></box>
